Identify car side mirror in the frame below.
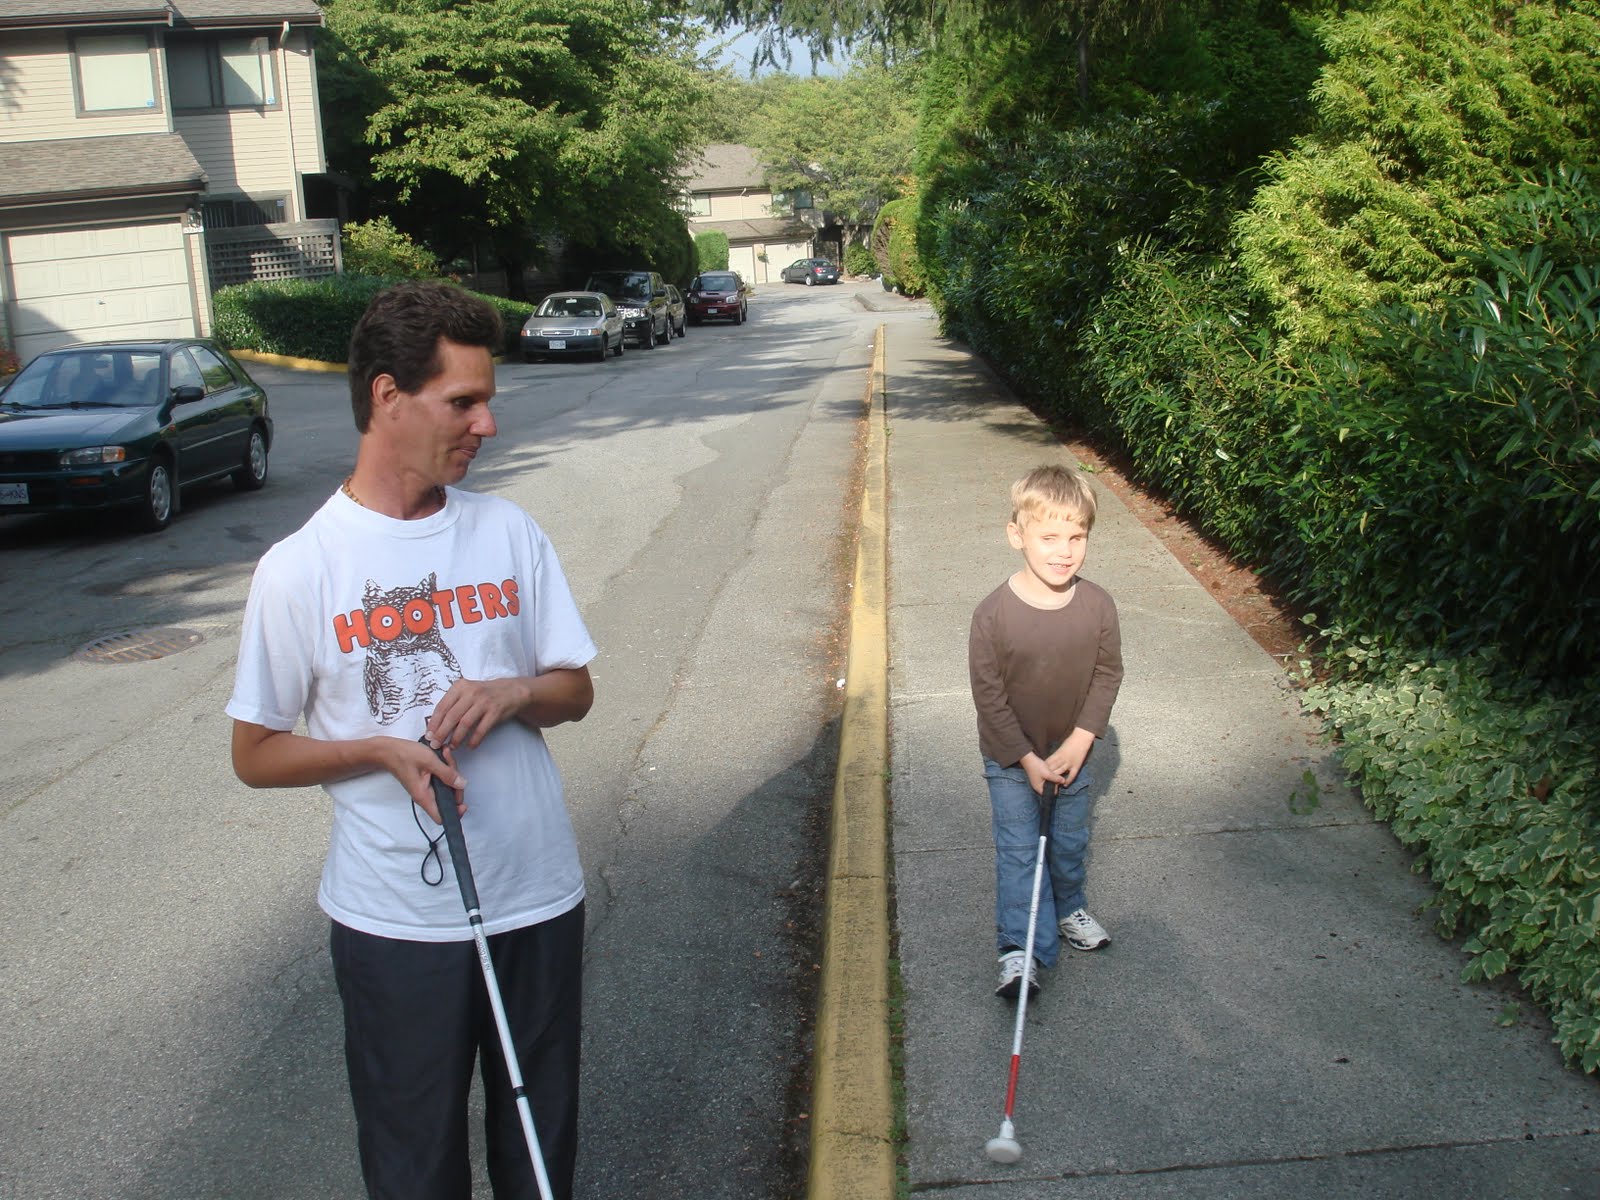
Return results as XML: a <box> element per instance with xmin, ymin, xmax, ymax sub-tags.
<box><xmin>171</xmin><ymin>384</ymin><xmax>205</xmax><ymax>405</ymax></box>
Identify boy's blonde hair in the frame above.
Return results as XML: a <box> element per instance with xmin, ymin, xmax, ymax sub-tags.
<box><xmin>1010</xmin><ymin>464</ymin><xmax>1097</xmax><ymax>532</ymax></box>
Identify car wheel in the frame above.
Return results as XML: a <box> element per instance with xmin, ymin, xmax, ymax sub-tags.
<box><xmin>140</xmin><ymin>454</ymin><xmax>175</xmax><ymax>532</ymax></box>
<box><xmin>806</xmin><ymin>274</ymin><xmax>815</xmax><ymax>286</ymax></box>
<box><xmin>676</xmin><ymin>316</ymin><xmax>686</xmax><ymax>337</ymax></box>
<box><xmin>641</xmin><ymin>321</ymin><xmax>655</xmax><ymax>349</ymax></box>
<box><xmin>232</xmin><ymin>426</ymin><xmax>269</xmax><ymax>491</ymax></box>
<box><xmin>660</xmin><ymin>314</ymin><xmax>672</xmax><ymax>345</ymax></box>
<box><xmin>613</xmin><ymin>333</ymin><xmax>625</xmax><ymax>357</ymax></box>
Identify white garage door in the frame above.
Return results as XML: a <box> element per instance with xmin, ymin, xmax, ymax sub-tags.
<box><xmin>729</xmin><ymin>244</ymin><xmax>759</xmax><ymax>287</ymax></box>
<box><xmin>5</xmin><ymin>221</ymin><xmax>196</xmax><ymax>364</ymax></box>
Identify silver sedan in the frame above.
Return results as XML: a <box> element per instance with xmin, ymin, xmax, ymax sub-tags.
<box><xmin>520</xmin><ymin>292</ymin><xmax>626</xmax><ymax>362</ymax></box>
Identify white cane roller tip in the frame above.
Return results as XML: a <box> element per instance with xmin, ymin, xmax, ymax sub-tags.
<box><xmin>985</xmin><ymin>1135</ymin><xmax>1022</xmax><ymax>1164</ymax></box>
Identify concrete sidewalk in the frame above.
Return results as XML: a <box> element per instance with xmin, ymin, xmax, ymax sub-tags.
<box><xmin>881</xmin><ymin>313</ymin><xmax>1600</xmax><ymax>1197</ymax></box>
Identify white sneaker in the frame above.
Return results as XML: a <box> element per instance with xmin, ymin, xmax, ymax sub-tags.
<box><xmin>1059</xmin><ymin>907</ymin><xmax>1110</xmax><ymax>951</ymax></box>
<box><xmin>994</xmin><ymin>950</ymin><xmax>1039</xmax><ymax>1001</ymax></box>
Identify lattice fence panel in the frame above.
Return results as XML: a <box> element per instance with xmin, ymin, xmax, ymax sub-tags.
<box><xmin>206</xmin><ymin>220</ymin><xmax>342</xmax><ymax>290</ymax></box>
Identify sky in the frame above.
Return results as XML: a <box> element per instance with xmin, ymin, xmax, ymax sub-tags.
<box><xmin>698</xmin><ymin>24</ymin><xmax>849</xmax><ymax>77</ymax></box>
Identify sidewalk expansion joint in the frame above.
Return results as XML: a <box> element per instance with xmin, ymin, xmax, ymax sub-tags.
<box><xmin>910</xmin><ymin>1125</ymin><xmax>1600</xmax><ymax>1191</ymax></box>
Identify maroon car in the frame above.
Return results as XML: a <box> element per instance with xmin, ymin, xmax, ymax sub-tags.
<box><xmin>686</xmin><ymin>271</ymin><xmax>748</xmax><ymax>325</ymax></box>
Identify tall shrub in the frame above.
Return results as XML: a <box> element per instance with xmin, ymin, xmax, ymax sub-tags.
<box><xmin>340</xmin><ymin>216</ymin><xmax>439</xmax><ymax>278</ymax></box>
<box><xmin>1277</xmin><ymin>170</ymin><xmax>1600</xmax><ymax>674</ymax></box>
<box><xmin>695</xmin><ymin>230</ymin><xmax>730</xmax><ymax>272</ymax></box>
<box><xmin>1237</xmin><ymin>0</ymin><xmax>1600</xmax><ymax>346</ymax></box>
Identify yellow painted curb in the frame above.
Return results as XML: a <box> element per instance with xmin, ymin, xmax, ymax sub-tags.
<box><xmin>808</xmin><ymin>327</ymin><xmax>895</xmax><ymax>1199</ymax></box>
<box><xmin>229</xmin><ymin>348</ymin><xmax>346</xmax><ymax>373</ymax></box>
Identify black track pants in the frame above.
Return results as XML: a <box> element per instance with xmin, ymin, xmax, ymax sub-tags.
<box><xmin>330</xmin><ymin>902</ymin><xmax>584</xmax><ymax>1200</ymax></box>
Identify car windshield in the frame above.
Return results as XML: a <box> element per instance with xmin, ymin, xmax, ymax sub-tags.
<box><xmin>1</xmin><ymin>349</ymin><xmax>164</xmax><ymax>410</ymax></box>
<box><xmin>588</xmin><ymin>272</ymin><xmax>652</xmax><ymax>300</ymax></box>
<box><xmin>696</xmin><ymin>274</ymin><xmax>739</xmax><ymax>292</ymax></box>
<box><xmin>537</xmin><ymin>296</ymin><xmax>604</xmax><ymax>318</ymax></box>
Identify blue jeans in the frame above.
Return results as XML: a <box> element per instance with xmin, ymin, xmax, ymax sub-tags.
<box><xmin>985</xmin><ymin>757</ymin><xmax>1095</xmax><ymax>970</ymax></box>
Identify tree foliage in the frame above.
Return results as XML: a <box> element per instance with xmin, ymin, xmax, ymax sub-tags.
<box><xmin>317</xmin><ymin>0</ymin><xmax>715</xmax><ymax>286</ymax></box>
<box><xmin>740</xmin><ymin>52</ymin><xmax>920</xmax><ymax>236</ymax></box>
<box><xmin>689</xmin><ymin>0</ymin><xmax>1184</xmax><ymax>66</ymax></box>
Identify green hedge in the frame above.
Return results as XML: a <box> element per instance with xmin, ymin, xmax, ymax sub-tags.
<box><xmin>695</xmin><ymin>230</ymin><xmax>730</xmax><ymax>273</ymax></box>
<box><xmin>844</xmin><ymin>242</ymin><xmax>876</xmax><ymax>277</ymax></box>
<box><xmin>212</xmin><ymin>274</ymin><xmax>533</xmax><ymax>363</ymax></box>
<box><xmin>873</xmin><ymin>198</ymin><xmax>927</xmax><ymax>296</ymax></box>
<box><xmin>1083</xmin><ymin>170</ymin><xmax>1600</xmax><ymax>677</ymax></box>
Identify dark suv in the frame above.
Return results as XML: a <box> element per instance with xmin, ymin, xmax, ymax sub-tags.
<box><xmin>584</xmin><ymin>270</ymin><xmax>672</xmax><ymax>348</ymax></box>
<box><xmin>686</xmin><ymin>271</ymin><xmax>748</xmax><ymax>325</ymax></box>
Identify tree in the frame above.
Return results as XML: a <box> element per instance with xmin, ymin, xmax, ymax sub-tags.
<box><xmin>744</xmin><ymin>53</ymin><xmax>920</xmax><ymax>249</ymax></box>
<box><xmin>318</xmin><ymin>0</ymin><xmax>717</xmax><ymax>293</ymax></box>
<box><xmin>689</xmin><ymin>0</ymin><xmax>1184</xmax><ymax>105</ymax></box>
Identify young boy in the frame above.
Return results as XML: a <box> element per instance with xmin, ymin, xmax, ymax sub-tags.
<box><xmin>968</xmin><ymin>464</ymin><xmax>1124</xmax><ymax>1000</ymax></box>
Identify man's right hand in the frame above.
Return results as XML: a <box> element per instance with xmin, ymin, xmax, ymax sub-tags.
<box><xmin>385</xmin><ymin>738</ymin><xmax>467</xmax><ymax>825</ymax></box>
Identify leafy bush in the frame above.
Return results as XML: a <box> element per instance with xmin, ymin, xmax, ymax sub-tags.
<box><xmin>1237</xmin><ymin>0</ymin><xmax>1600</xmax><ymax>346</ymax></box>
<box><xmin>844</xmin><ymin>242</ymin><xmax>876</xmax><ymax>276</ymax></box>
<box><xmin>213</xmin><ymin>274</ymin><xmax>531</xmax><ymax>362</ymax></box>
<box><xmin>1304</xmin><ymin>654</ymin><xmax>1600</xmax><ymax>1071</ymax></box>
<box><xmin>0</xmin><ymin>344</ymin><xmax>19</xmax><ymax>378</ymax></box>
<box><xmin>1277</xmin><ymin>170</ymin><xmax>1600</xmax><ymax>676</ymax></box>
<box><xmin>1085</xmin><ymin>168</ymin><xmax>1600</xmax><ymax>678</ymax></box>
<box><xmin>340</xmin><ymin>217</ymin><xmax>439</xmax><ymax>279</ymax></box>
<box><xmin>695</xmin><ymin>230</ymin><xmax>730</xmax><ymax>273</ymax></box>
<box><xmin>873</xmin><ymin>198</ymin><xmax>927</xmax><ymax>296</ymax></box>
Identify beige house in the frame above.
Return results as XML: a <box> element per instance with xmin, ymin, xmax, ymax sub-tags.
<box><xmin>0</xmin><ymin>0</ymin><xmax>334</xmax><ymax>363</ymax></box>
<box><xmin>682</xmin><ymin>143</ymin><xmax>817</xmax><ymax>287</ymax></box>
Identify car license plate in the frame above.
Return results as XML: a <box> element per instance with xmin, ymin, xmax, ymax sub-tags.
<box><xmin>0</xmin><ymin>482</ymin><xmax>27</xmax><ymax>505</ymax></box>
<box><xmin>707</xmin><ymin>307</ymin><xmax>721</xmax><ymax>314</ymax></box>
<box><xmin>549</xmin><ymin>339</ymin><xmax>566</xmax><ymax>350</ymax></box>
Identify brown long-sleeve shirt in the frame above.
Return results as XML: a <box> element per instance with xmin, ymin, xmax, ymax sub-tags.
<box><xmin>968</xmin><ymin>576</ymin><xmax>1124</xmax><ymax>767</ymax></box>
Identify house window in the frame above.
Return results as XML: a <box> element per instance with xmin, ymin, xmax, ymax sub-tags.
<box><xmin>202</xmin><ymin>195</ymin><xmax>288</xmax><ymax>228</ymax></box>
<box><xmin>688</xmin><ymin>192</ymin><xmax>712</xmax><ymax>217</ymax></box>
<box><xmin>74</xmin><ymin>34</ymin><xmax>157</xmax><ymax>112</ymax></box>
<box><xmin>168</xmin><ymin>34</ymin><xmax>279</xmax><ymax>109</ymax></box>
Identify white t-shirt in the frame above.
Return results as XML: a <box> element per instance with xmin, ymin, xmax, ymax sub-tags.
<box><xmin>227</xmin><ymin>488</ymin><xmax>597</xmax><ymax>942</ymax></box>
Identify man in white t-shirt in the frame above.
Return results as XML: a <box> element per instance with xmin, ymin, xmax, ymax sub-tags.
<box><xmin>228</xmin><ymin>281</ymin><xmax>595</xmax><ymax>1199</ymax></box>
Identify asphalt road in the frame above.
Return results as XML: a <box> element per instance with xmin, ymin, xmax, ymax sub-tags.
<box><xmin>0</xmin><ymin>280</ymin><xmax>882</xmax><ymax>1199</ymax></box>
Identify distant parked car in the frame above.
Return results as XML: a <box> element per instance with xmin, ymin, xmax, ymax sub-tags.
<box><xmin>584</xmin><ymin>269</ymin><xmax>672</xmax><ymax>348</ymax></box>
<box><xmin>686</xmin><ymin>271</ymin><xmax>749</xmax><ymax>325</ymax></box>
<box><xmin>780</xmin><ymin>258</ymin><xmax>840</xmax><ymax>285</ymax></box>
<box><xmin>0</xmin><ymin>339</ymin><xmax>272</xmax><ymax>532</ymax></box>
<box><xmin>521</xmin><ymin>291</ymin><xmax>625</xmax><ymax>362</ymax></box>
<box><xmin>661</xmin><ymin>283</ymin><xmax>688</xmax><ymax>338</ymax></box>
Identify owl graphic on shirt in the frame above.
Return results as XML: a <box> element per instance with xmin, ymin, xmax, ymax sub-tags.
<box><xmin>361</xmin><ymin>573</ymin><xmax>462</xmax><ymax>724</ymax></box>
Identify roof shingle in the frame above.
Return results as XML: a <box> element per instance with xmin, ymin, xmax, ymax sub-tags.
<box><xmin>683</xmin><ymin>143</ymin><xmax>766</xmax><ymax>193</ymax></box>
<box><xmin>0</xmin><ymin>0</ymin><xmax>322</xmax><ymax>28</ymax></box>
<box><xmin>0</xmin><ymin>133</ymin><xmax>205</xmax><ymax>206</ymax></box>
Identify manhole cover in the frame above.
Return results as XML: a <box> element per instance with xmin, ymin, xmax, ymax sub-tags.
<box><xmin>75</xmin><ymin>627</ymin><xmax>205</xmax><ymax>664</ymax></box>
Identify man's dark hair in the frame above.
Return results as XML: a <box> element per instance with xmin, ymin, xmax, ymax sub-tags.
<box><xmin>348</xmin><ymin>281</ymin><xmax>503</xmax><ymax>432</ymax></box>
